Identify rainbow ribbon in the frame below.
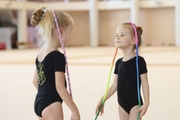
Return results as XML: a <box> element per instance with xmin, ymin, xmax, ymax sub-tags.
<box><xmin>129</xmin><ymin>22</ymin><xmax>141</xmax><ymax>120</ymax></box>
<box><xmin>94</xmin><ymin>48</ymin><xmax>118</xmax><ymax>120</ymax></box>
<box><xmin>52</xmin><ymin>10</ymin><xmax>73</xmax><ymax>97</ymax></box>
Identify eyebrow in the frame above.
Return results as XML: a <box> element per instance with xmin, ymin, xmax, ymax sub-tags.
<box><xmin>117</xmin><ymin>32</ymin><xmax>126</xmax><ymax>34</ymax></box>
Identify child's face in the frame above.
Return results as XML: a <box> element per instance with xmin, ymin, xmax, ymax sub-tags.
<box><xmin>114</xmin><ymin>26</ymin><xmax>135</xmax><ymax>48</ymax></box>
<box><xmin>62</xmin><ymin>26</ymin><xmax>73</xmax><ymax>44</ymax></box>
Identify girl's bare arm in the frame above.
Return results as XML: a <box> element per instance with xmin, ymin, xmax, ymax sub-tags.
<box><xmin>139</xmin><ymin>73</ymin><xmax>150</xmax><ymax>117</ymax></box>
<box><xmin>95</xmin><ymin>74</ymin><xmax>118</xmax><ymax>115</ymax></box>
<box><xmin>141</xmin><ymin>73</ymin><xmax>150</xmax><ymax>106</ymax></box>
<box><xmin>55</xmin><ymin>72</ymin><xmax>80</xmax><ymax>120</ymax></box>
<box><xmin>103</xmin><ymin>74</ymin><xmax>118</xmax><ymax>102</ymax></box>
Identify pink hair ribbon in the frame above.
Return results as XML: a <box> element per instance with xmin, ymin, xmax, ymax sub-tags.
<box><xmin>52</xmin><ymin>10</ymin><xmax>73</xmax><ymax>97</ymax></box>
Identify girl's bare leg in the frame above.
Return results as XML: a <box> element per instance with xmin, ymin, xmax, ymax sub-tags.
<box><xmin>129</xmin><ymin>105</ymin><xmax>141</xmax><ymax>120</ymax></box>
<box><xmin>41</xmin><ymin>102</ymin><xmax>63</xmax><ymax>120</ymax></box>
<box><xmin>38</xmin><ymin>116</ymin><xmax>44</xmax><ymax>120</ymax></box>
<box><xmin>118</xmin><ymin>105</ymin><xmax>129</xmax><ymax>120</ymax></box>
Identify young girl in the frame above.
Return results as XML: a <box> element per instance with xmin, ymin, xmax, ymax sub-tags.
<box><xmin>31</xmin><ymin>7</ymin><xmax>80</xmax><ymax>120</ymax></box>
<box><xmin>95</xmin><ymin>22</ymin><xmax>150</xmax><ymax>120</ymax></box>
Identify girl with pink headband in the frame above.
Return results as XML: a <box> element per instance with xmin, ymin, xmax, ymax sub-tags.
<box><xmin>95</xmin><ymin>22</ymin><xmax>150</xmax><ymax>120</ymax></box>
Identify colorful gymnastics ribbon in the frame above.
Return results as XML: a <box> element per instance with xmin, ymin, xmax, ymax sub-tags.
<box><xmin>52</xmin><ymin>10</ymin><xmax>73</xmax><ymax>97</ymax></box>
<box><xmin>94</xmin><ymin>47</ymin><xmax>118</xmax><ymax>120</ymax></box>
<box><xmin>129</xmin><ymin>22</ymin><xmax>141</xmax><ymax>120</ymax></box>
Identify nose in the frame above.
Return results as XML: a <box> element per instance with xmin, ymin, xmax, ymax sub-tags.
<box><xmin>115</xmin><ymin>37</ymin><xmax>120</xmax><ymax>40</ymax></box>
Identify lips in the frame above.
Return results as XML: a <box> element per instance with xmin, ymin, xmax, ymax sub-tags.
<box><xmin>115</xmin><ymin>41</ymin><xmax>121</xmax><ymax>43</ymax></box>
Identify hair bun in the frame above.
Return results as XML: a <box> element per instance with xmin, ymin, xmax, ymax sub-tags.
<box><xmin>137</xmin><ymin>26</ymin><xmax>143</xmax><ymax>36</ymax></box>
<box><xmin>30</xmin><ymin>6</ymin><xmax>47</xmax><ymax>26</ymax></box>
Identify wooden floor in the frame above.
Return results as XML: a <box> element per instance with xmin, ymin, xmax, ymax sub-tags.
<box><xmin>0</xmin><ymin>46</ymin><xmax>180</xmax><ymax>120</ymax></box>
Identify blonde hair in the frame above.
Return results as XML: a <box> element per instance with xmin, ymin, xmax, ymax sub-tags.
<box><xmin>122</xmin><ymin>22</ymin><xmax>143</xmax><ymax>48</ymax></box>
<box><xmin>30</xmin><ymin>6</ymin><xmax>74</xmax><ymax>46</ymax></box>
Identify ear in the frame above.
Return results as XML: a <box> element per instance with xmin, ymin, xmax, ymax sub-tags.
<box><xmin>59</xmin><ymin>27</ymin><xmax>63</xmax><ymax>34</ymax></box>
<box><xmin>131</xmin><ymin>37</ymin><xmax>136</xmax><ymax>45</ymax></box>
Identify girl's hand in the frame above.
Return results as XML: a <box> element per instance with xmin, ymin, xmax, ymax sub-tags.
<box><xmin>71</xmin><ymin>109</ymin><xmax>80</xmax><ymax>120</ymax></box>
<box><xmin>95</xmin><ymin>101</ymin><xmax>105</xmax><ymax>116</ymax></box>
<box><xmin>137</xmin><ymin>104</ymin><xmax>149</xmax><ymax>117</ymax></box>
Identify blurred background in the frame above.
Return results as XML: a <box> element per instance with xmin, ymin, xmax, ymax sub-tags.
<box><xmin>0</xmin><ymin>0</ymin><xmax>179</xmax><ymax>49</ymax></box>
<box><xmin>0</xmin><ymin>0</ymin><xmax>180</xmax><ymax>120</ymax></box>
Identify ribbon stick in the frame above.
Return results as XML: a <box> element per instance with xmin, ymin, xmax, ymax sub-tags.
<box><xmin>129</xmin><ymin>22</ymin><xmax>141</xmax><ymax>120</ymax></box>
<box><xmin>95</xmin><ymin>47</ymin><xmax>118</xmax><ymax>120</ymax></box>
<box><xmin>52</xmin><ymin>10</ymin><xmax>73</xmax><ymax>97</ymax></box>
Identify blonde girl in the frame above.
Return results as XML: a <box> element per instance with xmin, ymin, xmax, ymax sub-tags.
<box><xmin>31</xmin><ymin>6</ymin><xmax>80</xmax><ymax>120</ymax></box>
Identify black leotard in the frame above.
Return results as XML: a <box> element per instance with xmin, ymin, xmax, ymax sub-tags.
<box><xmin>114</xmin><ymin>56</ymin><xmax>147</xmax><ymax>114</ymax></box>
<box><xmin>34</xmin><ymin>51</ymin><xmax>66</xmax><ymax>117</ymax></box>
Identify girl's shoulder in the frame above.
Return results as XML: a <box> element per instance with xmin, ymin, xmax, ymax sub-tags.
<box><xmin>36</xmin><ymin>49</ymin><xmax>64</xmax><ymax>63</ymax></box>
<box><xmin>51</xmin><ymin>50</ymin><xmax>63</xmax><ymax>56</ymax></box>
<box><xmin>115</xmin><ymin>56</ymin><xmax>146</xmax><ymax>64</ymax></box>
<box><xmin>115</xmin><ymin>57</ymin><xmax>123</xmax><ymax>64</ymax></box>
<box><xmin>51</xmin><ymin>51</ymin><xmax>65</xmax><ymax>61</ymax></box>
<box><xmin>53</xmin><ymin>50</ymin><xmax>64</xmax><ymax>56</ymax></box>
<box><xmin>138</xmin><ymin>55</ymin><xmax>144</xmax><ymax>59</ymax></box>
<box><xmin>138</xmin><ymin>55</ymin><xmax>146</xmax><ymax>62</ymax></box>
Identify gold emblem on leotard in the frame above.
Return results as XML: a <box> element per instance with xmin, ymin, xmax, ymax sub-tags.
<box><xmin>37</xmin><ymin>63</ymin><xmax>46</xmax><ymax>85</ymax></box>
